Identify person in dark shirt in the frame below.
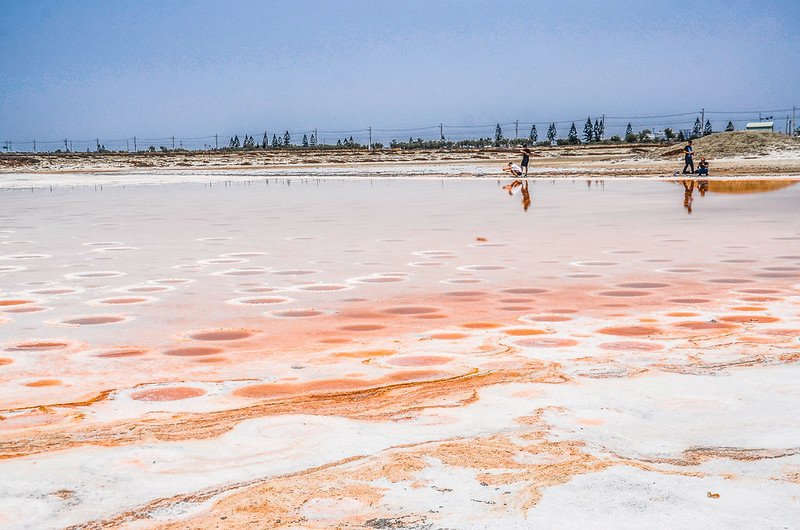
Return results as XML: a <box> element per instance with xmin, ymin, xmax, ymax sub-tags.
<box><xmin>697</xmin><ymin>157</ymin><xmax>709</xmax><ymax>176</ymax></box>
<box><xmin>519</xmin><ymin>143</ymin><xmax>532</xmax><ymax>177</ymax></box>
<box><xmin>683</xmin><ymin>140</ymin><xmax>694</xmax><ymax>174</ymax></box>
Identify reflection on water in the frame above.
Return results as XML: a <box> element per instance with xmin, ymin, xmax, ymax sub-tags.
<box><xmin>501</xmin><ymin>179</ymin><xmax>531</xmax><ymax>211</ymax></box>
<box><xmin>705</xmin><ymin>180</ymin><xmax>798</xmax><ymax>194</ymax></box>
<box><xmin>672</xmin><ymin>179</ymin><xmax>796</xmax><ymax>214</ymax></box>
<box><xmin>681</xmin><ymin>180</ymin><xmax>706</xmax><ymax>214</ymax></box>
<box><xmin>497</xmin><ymin>178</ymin><xmax>797</xmax><ymax>216</ymax></box>
<box><xmin>502</xmin><ymin>179</ymin><xmax>797</xmax><ymax>215</ymax></box>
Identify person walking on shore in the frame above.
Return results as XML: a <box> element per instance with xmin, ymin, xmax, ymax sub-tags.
<box><xmin>683</xmin><ymin>140</ymin><xmax>695</xmax><ymax>174</ymax></box>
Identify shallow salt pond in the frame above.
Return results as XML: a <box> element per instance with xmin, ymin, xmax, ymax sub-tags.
<box><xmin>0</xmin><ymin>178</ymin><xmax>799</xmax><ymax>528</ymax></box>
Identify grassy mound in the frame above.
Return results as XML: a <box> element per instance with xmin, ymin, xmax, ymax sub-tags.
<box><xmin>657</xmin><ymin>131</ymin><xmax>800</xmax><ymax>159</ymax></box>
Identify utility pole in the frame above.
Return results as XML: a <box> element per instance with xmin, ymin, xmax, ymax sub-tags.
<box><xmin>368</xmin><ymin>127</ymin><xmax>372</xmax><ymax>150</ymax></box>
<box><xmin>64</xmin><ymin>139</ymin><xmax>68</xmax><ymax>152</ymax></box>
<box><xmin>133</xmin><ymin>136</ymin><xmax>137</xmax><ymax>152</ymax></box>
<box><xmin>214</xmin><ymin>134</ymin><xmax>218</xmax><ymax>150</ymax></box>
<box><xmin>96</xmin><ymin>138</ymin><xmax>100</xmax><ymax>151</ymax></box>
<box><xmin>602</xmin><ymin>114</ymin><xmax>605</xmax><ymax>140</ymax></box>
<box><xmin>126</xmin><ymin>140</ymin><xmax>129</xmax><ymax>152</ymax></box>
<box><xmin>439</xmin><ymin>123</ymin><xmax>444</xmax><ymax>141</ymax></box>
<box><xmin>171</xmin><ymin>136</ymin><xmax>175</xmax><ymax>150</ymax></box>
<box><xmin>793</xmin><ymin>106</ymin><xmax>796</xmax><ymax>135</ymax></box>
<box><xmin>515</xmin><ymin>120</ymin><xmax>519</xmax><ymax>139</ymax></box>
<box><xmin>313</xmin><ymin>129</ymin><xmax>318</xmax><ymax>148</ymax></box>
<box><xmin>32</xmin><ymin>140</ymin><xmax>36</xmax><ymax>152</ymax></box>
<box><xmin>700</xmin><ymin>108</ymin><xmax>705</xmax><ymax>136</ymax></box>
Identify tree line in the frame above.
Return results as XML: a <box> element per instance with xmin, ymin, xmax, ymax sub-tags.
<box><xmin>165</xmin><ymin>116</ymin><xmax>739</xmax><ymax>153</ymax></box>
<box><xmin>14</xmin><ymin>116</ymin><xmax>756</xmax><ymax>155</ymax></box>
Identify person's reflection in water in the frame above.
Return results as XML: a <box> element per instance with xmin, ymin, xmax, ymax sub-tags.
<box><xmin>502</xmin><ymin>179</ymin><xmax>523</xmax><ymax>195</ymax></box>
<box><xmin>520</xmin><ymin>180</ymin><xmax>531</xmax><ymax>211</ymax></box>
<box><xmin>502</xmin><ymin>179</ymin><xmax>531</xmax><ymax>211</ymax></box>
<box><xmin>698</xmin><ymin>179</ymin><xmax>709</xmax><ymax>197</ymax></box>
<box><xmin>682</xmin><ymin>179</ymin><xmax>695</xmax><ymax>214</ymax></box>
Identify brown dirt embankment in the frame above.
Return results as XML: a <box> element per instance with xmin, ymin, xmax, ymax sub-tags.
<box><xmin>0</xmin><ymin>143</ymin><xmax>638</xmax><ymax>173</ymax></box>
<box><xmin>1</xmin><ymin>137</ymin><xmax>799</xmax><ymax>177</ymax></box>
<box><xmin>656</xmin><ymin>131</ymin><xmax>800</xmax><ymax>159</ymax></box>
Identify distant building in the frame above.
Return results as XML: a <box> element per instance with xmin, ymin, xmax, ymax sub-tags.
<box><xmin>745</xmin><ymin>122</ymin><xmax>774</xmax><ymax>132</ymax></box>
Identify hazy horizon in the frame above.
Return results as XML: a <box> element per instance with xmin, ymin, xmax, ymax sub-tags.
<box><xmin>2</xmin><ymin>0</ymin><xmax>799</xmax><ymax>148</ymax></box>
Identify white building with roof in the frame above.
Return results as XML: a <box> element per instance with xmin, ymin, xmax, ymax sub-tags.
<box><xmin>745</xmin><ymin>122</ymin><xmax>774</xmax><ymax>132</ymax></box>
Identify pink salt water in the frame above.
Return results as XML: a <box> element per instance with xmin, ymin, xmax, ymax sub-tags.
<box><xmin>0</xmin><ymin>178</ymin><xmax>798</xmax><ymax>528</ymax></box>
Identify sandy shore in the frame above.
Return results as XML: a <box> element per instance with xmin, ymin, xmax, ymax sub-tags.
<box><xmin>2</xmin><ymin>142</ymin><xmax>800</xmax><ymax>185</ymax></box>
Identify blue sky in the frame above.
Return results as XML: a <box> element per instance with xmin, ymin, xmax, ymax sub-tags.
<box><xmin>1</xmin><ymin>0</ymin><xmax>799</xmax><ymax>147</ymax></box>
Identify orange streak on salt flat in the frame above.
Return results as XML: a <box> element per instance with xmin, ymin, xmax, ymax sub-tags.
<box><xmin>24</xmin><ymin>379</ymin><xmax>61</xmax><ymax>387</ymax></box>
<box><xmin>5</xmin><ymin>306</ymin><xmax>47</xmax><ymax>313</ymax></box>
<box><xmin>526</xmin><ymin>315</ymin><xmax>572</xmax><ymax>322</ymax></box>
<box><xmin>8</xmin><ymin>341</ymin><xmax>70</xmax><ymax>351</ymax></box>
<box><xmin>98</xmin><ymin>298</ymin><xmax>148</xmax><ymax>304</ymax></box>
<box><xmin>719</xmin><ymin>315</ymin><xmax>780</xmax><ymax>324</ymax></box>
<box><xmin>331</xmin><ymin>349</ymin><xmax>397</xmax><ymax>359</ymax></box>
<box><xmin>163</xmin><ymin>347</ymin><xmax>224</xmax><ymax>357</ymax></box>
<box><xmin>382</xmin><ymin>306</ymin><xmax>440</xmax><ymax>315</ymax></box>
<box><xmin>130</xmin><ymin>387</ymin><xmax>206</xmax><ymax>401</ymax></box>
<box><xmin>338</xmin><ymin>324</ymin><xmax>386</xmax><ymax>332</ymax></box>
<box><xmin>62</xmin><ymin>316</ymin><xmax>125</xmax><ymax>325</ymax></box>
<box><xmin>597</xmin><ymin>326</ymin><xmax>661</xmax><ymax>336</ymax></box>
<box><xmin>461</xmin><ymin>322</ymin><xmax>503</xmax><ymax>329</ymax></box>
<box><xmin>188</xmin><ymin>329</ymin><xmax>255</xmax><ymax>341</ymax></box>
<box><xmin>503</xmin><ymin>329</ymin><xmax>547</xmax><ymax>336</ymax></box>
<box><xmin>387</xmin><ymin>355</ymin><xmax>454</xmax><ymax>366</ymax></box>
<box><xmin>429</xmin><ymin>333</ymin><xmax>470</xmax><ymax>340</ymax></box>
<box><xmin>0</xmin><ymin>300</ymin><xmax>33</xmax><ymax>306</ymax></box>
<box><xmin>96</xmin><ymin>348</ymin><xmax>149</xmax><ymax>358</ymax></box>
<box><xmin>232</xmin><ymin>369</ymin><xmax>445</xmax><ymax>398</ymax></box>
<box><xmin>673</xmin><ymin>321</ymin><xmax>738</xmax><ymax>330</ymax></box>
<box><xmin>598</xmin><ymin>342</ymin><xmax>664</xmax><ymax>352</ymax></box>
